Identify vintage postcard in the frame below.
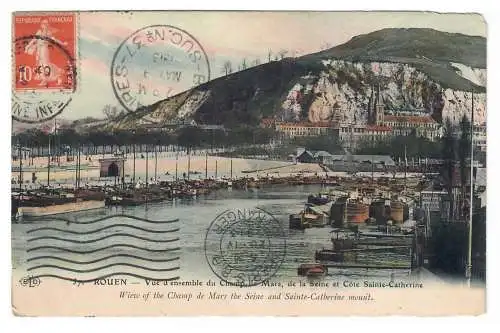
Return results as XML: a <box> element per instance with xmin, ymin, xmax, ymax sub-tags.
<box><xmin>11</xmin><ymin>11</ymin><xmax>486</xmax><ymax>316</ymax></box>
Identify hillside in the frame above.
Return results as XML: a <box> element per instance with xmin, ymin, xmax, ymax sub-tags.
<box><xmin>302</xmin><ymin>28</ymin><xmax>486</xmax><ymax>92</ymax></box>
<box><xmin>109</xmin><ymin>28</ymin><xmax>486</xmax><ymax>131</ymax></box>
<box><xmin>308</xmin><ymin>28</ymin><xmax>485</xmax><ymax>67</ymax></box>
<box><xmin>112</xmin><ymin>59</ymin><xmax>311</xmax><ymax>129</ymax></box>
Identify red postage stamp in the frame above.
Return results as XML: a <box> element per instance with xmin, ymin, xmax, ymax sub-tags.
<box><xmin>13</xmin><ymin>13</ymin><xmax>77</xmax><ymax>92</ymax></box>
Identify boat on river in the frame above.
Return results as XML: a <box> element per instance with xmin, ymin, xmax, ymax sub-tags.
<box><xmin>12</xmin><ymin>189</ymin><xmax>106</xmax><ymax>219</ymax></box>
<box><xmin>307</xmin><ymin>192</ymin><xmax>330</xmax><ymax>205</ymax></box>
<box><xmin>289</xmin><ymin>203</ymin><xmax>329</xmax><ymax>229</ymax></box>
<box><xmin>18</xmin><ymin>199</ymin><xmax>105</xmax><ymax>217</ymax></box>
<box><xmin>297</xmin><ymin>263</ymin><xmax>328</xmax><ymax>277</ymax></box>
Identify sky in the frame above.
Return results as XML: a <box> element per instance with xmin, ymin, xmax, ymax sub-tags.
<box><xmin>13</xmin><ymin>11</ymin><xmax>487</xmax><ymax>122</ymax></box>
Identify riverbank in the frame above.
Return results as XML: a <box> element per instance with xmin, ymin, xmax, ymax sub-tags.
<box><xmin>12</xmin><ymin>153</ymin><xmax>330</xmax><ymax>188</ymax></box>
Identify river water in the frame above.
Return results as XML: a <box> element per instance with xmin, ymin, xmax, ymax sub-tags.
<box><xmin>12</xmin><ymin>185</ymin><xmax>414</xmax><ymax>284</ymax></box>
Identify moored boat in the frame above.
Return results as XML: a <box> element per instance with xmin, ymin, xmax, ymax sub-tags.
<box><xmin>297</xmin><ymin>263</ymin><xmax>328</xmax><ymax>277</ymax></box>
<box><xmin>303</xmin><ymin>203</ymin><xmax>328</xmax><ymax>227</ymax></box>
<box><xmin>290</xmin><ymin>203</ymin><xmax>329</xmax><ymax>229</ymax></box>
<box><xmin>18</xmin><ymin>199</ymin><xmax>105</xmax><ymax>218</ymax></box>
<box><xmin>307</xmin><ymin>193</ymin><xmax>330</xmax><ymax>206</ymax></box>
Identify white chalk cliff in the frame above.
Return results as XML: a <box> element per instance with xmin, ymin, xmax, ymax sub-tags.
<box><xmin>280</xmin><ymin>60</ymin><xmax>486</xmax><ymax>125</ymax></box>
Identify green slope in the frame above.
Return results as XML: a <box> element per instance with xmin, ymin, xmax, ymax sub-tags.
<box><xmin>301</xmin><ymin>28</ymin><xmax>486</xmax><ymax>92</ymax></box>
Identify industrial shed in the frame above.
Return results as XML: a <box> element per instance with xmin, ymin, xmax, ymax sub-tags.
<box><xmin>294</xmin><ymin>149</ymin><xmax>396</xmax><ymax>172</ymax></box>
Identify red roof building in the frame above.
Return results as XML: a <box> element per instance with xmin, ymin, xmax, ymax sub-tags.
<box><xmin>383</xmin><ymin>115</ymin><xmax>441</xmax><ymax>141</ymax></box>
<box><xmin>384</xmin><ymin>115</ymin><xmax>437</xmax><ymax>125</ymax></box>
<box><xmin>275</xmin><ymin>121</ymin><xmax>338</xmax><ymax>138</ymax></box>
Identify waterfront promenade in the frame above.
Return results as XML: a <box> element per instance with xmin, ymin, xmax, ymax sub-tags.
<box><xmin>11</xmin><ymin>151</ymin><xmax>327</xmax><ymax>189</ymax></box>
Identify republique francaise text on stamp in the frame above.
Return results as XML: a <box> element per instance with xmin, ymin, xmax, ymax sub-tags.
<box><xmin>12</xmin><ymin>13</ymin><xmax>77</xmax><ymax>124</ymax></box>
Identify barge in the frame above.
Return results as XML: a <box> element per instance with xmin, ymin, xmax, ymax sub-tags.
<box><xmin>17</xmin><ymin>199</ymin><xmax>105</xmax><ymax>218</ymax></box>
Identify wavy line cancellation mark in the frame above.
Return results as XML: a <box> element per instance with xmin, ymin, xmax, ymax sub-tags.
<box><xmin>23</xmin><ymin>214</ymin><xmax>180</xmax><ymax>225</ymax></box>
<box><xmin>27</xmin><ymin>244</ymin><xmax>181</xmax><ymax>254</ymax></box>
<box><xmin>27</xmin><ymin>233</ymin><xmax>180</xmax><ymax>244</ymax></box>
<box><xmin>23</xmin><ymin>213</ymin><xmax>182</xmax><ymax>284</ymax></box>
<box><xmin>28</xmin><ymin>262</ymin><xmax>180</xmax><ymax>273</ymax></box>
<box><xmin>27</xmin><ymin>224</ymin><xmax>179</xmax><ymax>235</ymax></box>
<box><xmin>27</xmin><ymin>254</ymin><xmax>180</xmax><ymax>264</ymax></box>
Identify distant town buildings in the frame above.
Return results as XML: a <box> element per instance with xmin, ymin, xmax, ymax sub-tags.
<box><xmin>294</xmin><ymin>149</ymin><xmax>396</xmax><ymax>172</ymax></box>
<box><xmin>384</xmin><ymin>115</ymin><xmax>442</xmax><ymax>141</ymax></box>
<box><xmin>338</xmin><ymin>123</ymin><xmax>393</xmax><ymax>148</ymax></box>
<box><xmin>273</xmin><ymin>121</ymin><xmax>338</xmax><ymax>139</ymax></box>
<box><xmin>262</xmin><ymin>88</ymin><xmax>446</xmax><ymax>148</ymax></box>
<box><xmin>368</xmin><ymin>91</ymin><xmax>442</xmax><ymax>142</ymax></box>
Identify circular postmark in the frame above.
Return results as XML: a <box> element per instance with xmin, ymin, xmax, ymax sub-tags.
<box><xmin>110</xmin><ymin>25</ymin><xmax>211</xmax><ymax>121</ymax></box>
<box><xmin>204</xmin><ymin>208</ymin><xmax>286</xmax><ymax>287</ymax></box>
<box><xmin>12</xmin><ymin>35</ymin><xmax>76</xmax><ymax>124</ymax></box>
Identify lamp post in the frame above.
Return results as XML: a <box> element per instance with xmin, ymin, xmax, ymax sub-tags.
<box><xmin>132</xmin><ymin>130</ymin><xmax>136</xmax><ymax>185</ymax></box>
<box><xmin>146</xmin><ymin>143</ymin><xmax>149</xmax><ymax>189</ymax></box>
<box><xmin>175</xmin><ymin>151</ymin><xmax>178</xmax><ymax>182</ymax></box>
<box><xmin>187</xmin><ymin>147</ymin><xmax>191</xmax><ymax>181</ymax></box>
<box><xmin>18</xmin><ymin>139</ymin><xmax>22</xmax><ymax>193</ymax></box>
<box><xmin>205</xmin><ymin>151</ymin><xmax>208</xmax><ymax>180</ymax></box>
<box><xmin>154</xmin><ymin>140</ymin><xmax>158</xmax><ymax>182</ymax></box>
<box><xmin>230</xmin><ymin>153</ymin><xmax>233</xmax><ymax>180</ymax></box>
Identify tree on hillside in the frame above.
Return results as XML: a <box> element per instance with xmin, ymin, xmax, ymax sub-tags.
<box><xmin>222</xmin><ymin>60</ymin><xmax>233</xmax><ymax>76</ymax></box>
<box><xmin>267</xmin><ymin>49</ymin><xmax>273</xmax><ymax>63</ymax></box>
<box><xmin>240</xmin><ymin>58</ymin><xmax>248</xmax><ymax>70</ymax></box>
<box><xmin>102</xmin><ymin>104</ymin><xmax>121</xmax><ymax>119</ymax></box>
<box><xmin>278</xmin><ymin>49</ymin><xmax>288</xmax><ymax>60</ymax></box>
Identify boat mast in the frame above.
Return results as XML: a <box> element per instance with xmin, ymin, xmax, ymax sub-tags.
<box><xmin>154</xmin><ymin>142</ymin><xmax>158</xmax><ymax>182</ymax></box>
<box><xmin>175</xmin><ymin>151</ymin><xmax>178</xmax><ymax>181</ymax></box>
<box><xmin>146</xmin><ymin>144</ymin><xmax>149</xmax><ymax>188</ymax></box>
<box><xmin>230</xmin><ymin>153</ymin><xmax>233</xmax><ymax>180</ymax></box>
<box><xmin>133</xmin><ymin>141</ymin><xmax>136</xmax><ymax>185</ymax></box>
<box><xmin>77</xmin><ymin>144</ymin><xmax>81</xmax><ymax>189</ymax></box>
<box><xmin>404</xmin><ymin>144</ymin><xmax>407</xmax><ymax>192</ymax></box>
<box><xmin>122</xmin><ymin>150</ymin><xmax>125</xmax><ymax>190</ymax></box>
<box><xmin>466</xmin><ymin>91</ymin><xmax>475</xmax><ymax>287</ymax></box>
<box><xmin>205</xmin><ymin>151</ymin><xmax>208</xmax><ymax>180</ymax></box>
<box><xmin>187</xmin><ymin>147</ymin><xmax>191</xmax><ymax>180</ymax></box>
<box><xmin>74</xmin><ymin>144</ymin><xmax>78</xmax><ymax>189</ymax></box>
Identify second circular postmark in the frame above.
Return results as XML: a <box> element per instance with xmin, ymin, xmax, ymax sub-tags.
<box><xmin>204</xmin><ymin>208</ymin><xmax>287</xmax><ymax>287</ymax></box>
<box><xmin>111</xmin><ymin>25</ymin><xmax>211</xmax><ymax>120</ymax></box>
